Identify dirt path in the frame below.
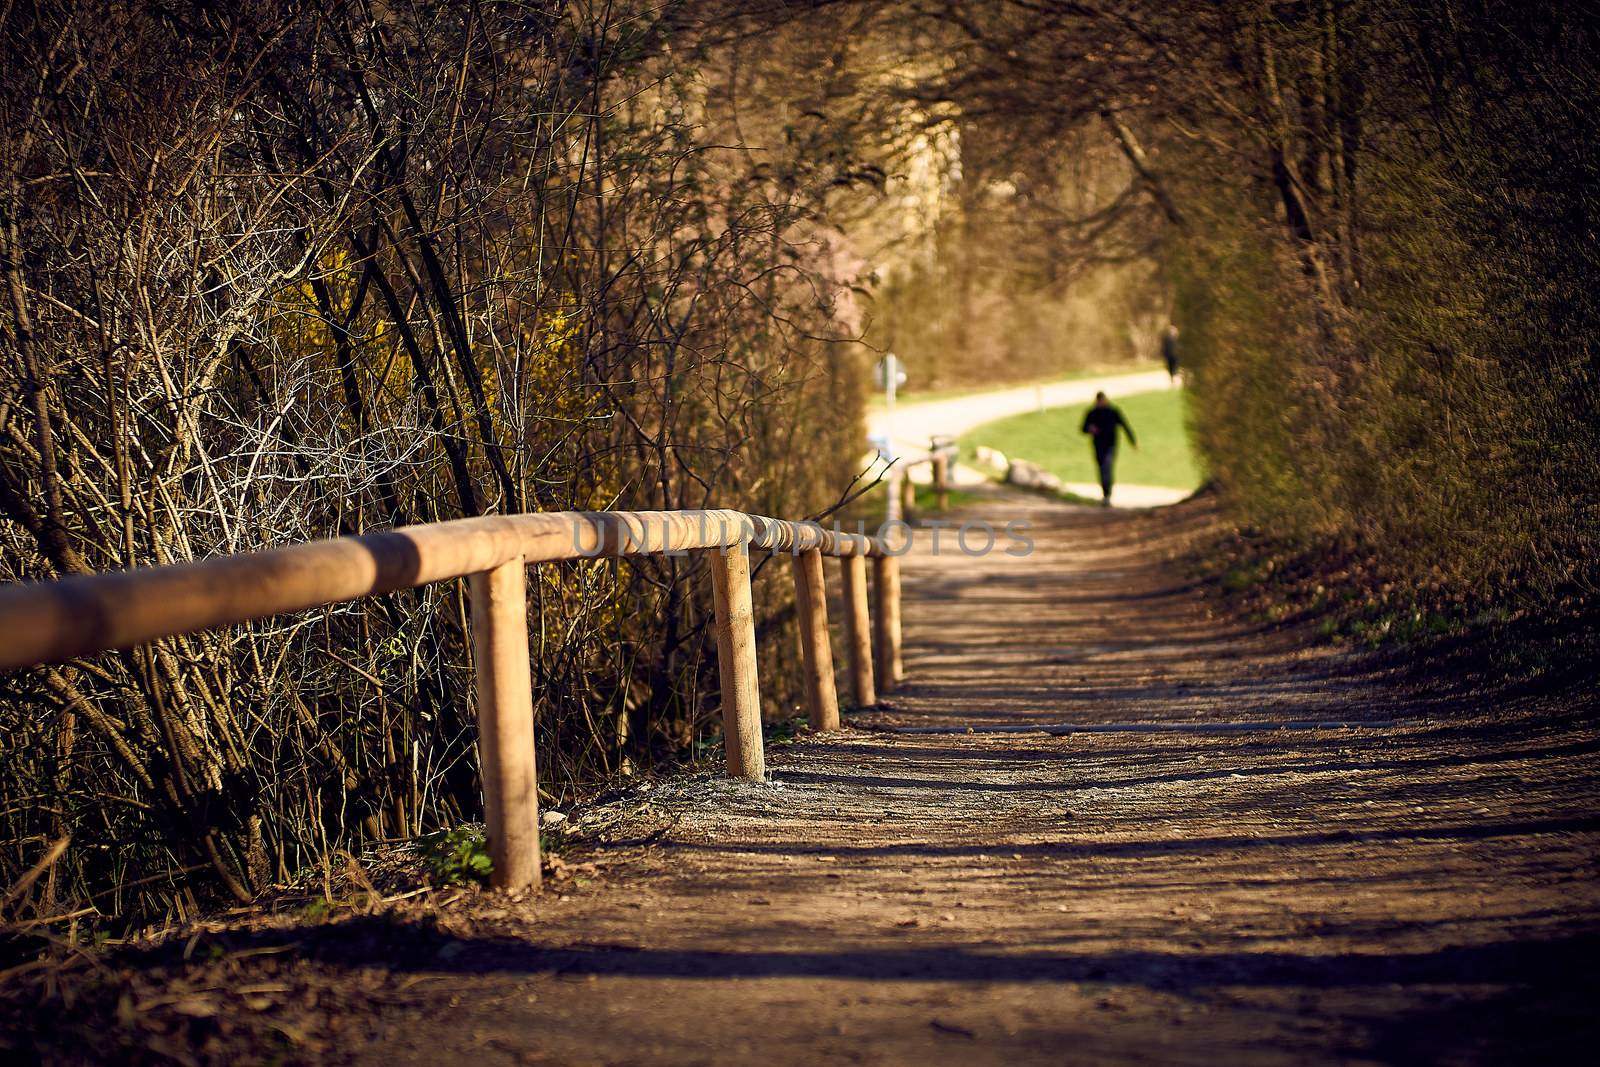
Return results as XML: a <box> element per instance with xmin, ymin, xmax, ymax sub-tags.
<box><xmin>17</xmin><ymin>493</ymin><xmax>1598</xmax><ymax>1065</ymax></box>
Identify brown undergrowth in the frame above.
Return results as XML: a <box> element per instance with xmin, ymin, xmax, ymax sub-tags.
<box><xmin>1192</xmin><ymin>498</ymin><xmax>1600</xmax><ymax>700</ymax></box>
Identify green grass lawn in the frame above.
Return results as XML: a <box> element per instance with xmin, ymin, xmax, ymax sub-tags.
<box><xmin>958</xmin><ymin>388</ymin><xmax>1204</xmax><ymax>490</ymax></box>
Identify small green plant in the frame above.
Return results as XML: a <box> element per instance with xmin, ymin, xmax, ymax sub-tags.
<box><xmin>765</xmin><ymin>715</ymin><xmax>808</xmax><ymax>747</ymax></box>
<box><xmin>1221</xmin><ymin>565</ymin><xmax>1262</xmax><ymax>593</ymax></box>
<box><xmin>300</xmin><ymin>898</ymin><xmax>337</xmax><ymax>922</ymax></box>
<box><xmin>418</xmin><ymin>826</ymin><xmax>493</xmax><ymax>886</ymax></box>
<box><xmin>692</xmin><ymin>729</ymin><xmax>725</xmax><ymax>764</ymax></box>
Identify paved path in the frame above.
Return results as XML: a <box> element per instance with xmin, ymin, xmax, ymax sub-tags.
<box><xmin>1056</xmin><ymin>480</ymin><xmax>1189</xmax><ymax>507</ymax></box>
<box><xmin>62</xmin><ymin>490</ymin><xmax>1595</xmax><ymax>1066</ymax></box>
<box><xmin>868</xmin><ymin>370</ymin><xmax>1190</xmax><ymax>507</ymax></box>
<box><xmin>868</xmin><ymin>370</ymin><xmax>1172</xmax><ymax>453</ymax></box>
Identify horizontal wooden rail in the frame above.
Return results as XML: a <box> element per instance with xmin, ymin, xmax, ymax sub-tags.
<box><xmin>0</xmin><ymin>510</ymin><xmax>881</xmax><ymax>672</ymax></box>
<box><xmin>0</xmin><ymin>507</ymin><xmax>905</xmax><ymax>893</ymax></box>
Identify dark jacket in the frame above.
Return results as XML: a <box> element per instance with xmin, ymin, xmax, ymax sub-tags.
<box><xmin>1081</xmin><ymin>406</ymin><xmax>1136</xmax><ymax>452</ymax></box>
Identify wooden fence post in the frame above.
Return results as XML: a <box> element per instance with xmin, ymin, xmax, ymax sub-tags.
<box><xmin>468</xmin><ymin>557</ymin><xmax>541</xmax><ymax>891</ymax></box>
<box><xmin>706</xmin><ymin>543</ymin><xmax>765</xmax><ymax>779</ymax></box>
<box><xmin>873</xmin><ymin>554</ymin><xmax>903</xmax><ymax>691</ymax></box>
<box><xmin>932</xmin><ymin>452</ymin><xmax>950</xmax><ymax>512</ymax></box>
<box><xmin>791</xmin><ymin>548</ymin><xmax>840</xmax><ymax>731</ymax></box>
<box><xmin>885</xmin><ymin>468</ymin><xmax>903</xmax><ymax>524</ymax></box>
<box><xmin>841</xmin><ymin>554</ymin><xmax>876</xmax><ymax>707</ymax></box>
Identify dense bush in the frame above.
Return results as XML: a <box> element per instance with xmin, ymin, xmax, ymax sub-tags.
<box><xmin>869</xmin><ymin>0</ymin><xmax>1598</xmax><ymax>613</ymax></box>
<box><xmin>0</xmin><ymin>0</ymin><xmax>871</xmax><ymax>927</ymax></box>
<box><xmin>1174</xmin><ymin>0</ymin><xmax>1600</xmax><ymax>609</ymax></box>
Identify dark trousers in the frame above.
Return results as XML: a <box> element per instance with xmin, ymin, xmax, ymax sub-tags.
<box><xmin>1094</xmin><ymin>446</ymin><xmax>1116</xmax><ymax>499</ymax></box>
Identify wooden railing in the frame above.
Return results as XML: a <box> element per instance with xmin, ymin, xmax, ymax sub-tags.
<box><xmin>882</xmin><ymin>441</ymin><xmax>958</xmax><ymax>522</ymax></box>
<box><xmin>0</xmin><ymin>509</ymin><xmax>904</xmax><ymax>891</ymax></box>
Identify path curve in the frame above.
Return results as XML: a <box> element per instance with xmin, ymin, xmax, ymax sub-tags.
<box><xmin>869</xmin><ymin>369</ymin><xmax>1189</xmax><ymax>506</ymax></box>
<box><xmin>868</xmin><ymin>369</ymin><xmax>1172</xmax><ymax>451</ymax></box>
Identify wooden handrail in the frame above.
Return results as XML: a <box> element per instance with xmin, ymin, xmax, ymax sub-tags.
<box><xmin>0</xmin><ymin>507</ymin><xmax>905</xmax><ymax>892</ymax></box>
<box><xmin>0</xmin><ymin>510</ymin><xmax>885</xmax><ymax>671</ymax></box>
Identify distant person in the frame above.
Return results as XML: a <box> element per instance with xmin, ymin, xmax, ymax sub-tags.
<box><xmin>1081</xmin><ymin>391</ymin><xmax>1137</xmax><ymax>506</ymax></box>
<box><xmin>1162</xmin><ymin>324</ymin><xmax>1181</xmax><ymax>386</ymax></box>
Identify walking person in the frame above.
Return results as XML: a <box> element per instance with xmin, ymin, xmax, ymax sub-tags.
<box><xmin>1162</xmin><ymin>324</ymin><xmax>1181</xmax><ymax>386</ymax></box>
<box><xmin>1081</xmin><ymin>391</ymin><xmax>1137</xmax><ymax>506</ymax></box>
